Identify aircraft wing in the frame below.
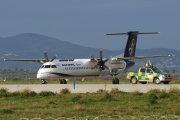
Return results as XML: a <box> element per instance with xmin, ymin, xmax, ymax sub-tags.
<box><xmin>4</xmin><ymin>51</ymin><xmax>58</xmax><ymax>64</ymax></box>
<box><xmin>4</xmin><ymin>59</ymin><xmax>47</xmax><ymax>64</ymax></box>
<box><xmin>116</xmin><ymin>54</ymin><xmax>174</xmax><ymax>60</ymax></box>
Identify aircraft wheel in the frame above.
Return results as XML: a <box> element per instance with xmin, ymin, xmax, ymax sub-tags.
<box><xmin>60</xmin><ymin>79</ymin><xmax>67</xmax><ymax>84</ymax></box>
<box><xmin>115</xmin><ymin>78</ymin><xmax>119</xmax><ymax>84</ymax></box>
<box><xmin>60</xmin><ymin>79</ymin><xmax>63</xmax><ymax>84</ymax></box>
<box><xmin>63</xmin><ymin>79</ymin><xmax>67</xmax><ymax>84</ymax></box>
<box><xmin>112</xmin><ymin>78</ymin><xmax>119</xmax><ymax>84</ymax></box>
<box><xmin>131</xmin><ymin>77</ymin><xmax>137</xmax><ymax>84</ymax></box>
<box><xmin>41</xmin><ymin>80</ymin><xmax>47</xmax><ymax>84</ymax></box>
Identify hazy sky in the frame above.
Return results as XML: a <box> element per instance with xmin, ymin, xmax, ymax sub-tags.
<box><xmin>0</xmin><ymin>0</ymin><xmax>180</xmax><ymax>50</ymax></box>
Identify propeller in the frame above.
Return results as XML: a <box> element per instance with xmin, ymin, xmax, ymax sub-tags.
<box><xmin>90</xmin><ymin>50</ymin><xmax>111</xmax><ymax>72</ymax></box>
<box><xmin>44</xmin><ymin>51</ymin><xmax>49</xmax><ymax>62</ymax></box>
<box><xmin>44</xmin><ymin>51</ymin><xmax>58</xmax><ymax>62</ymax></box>
<box><xmin>51</xmin><ymin>55</ymin><xmax>58</xmax><ymax>62</ymax></box>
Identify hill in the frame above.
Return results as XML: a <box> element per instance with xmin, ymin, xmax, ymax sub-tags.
<box><xmin>0</xmin><ymin>33</ymin><xmax>179</xmax><ymax>72</ymax></box>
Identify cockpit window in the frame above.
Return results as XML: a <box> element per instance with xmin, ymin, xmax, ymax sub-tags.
<box><xmin>41</xmin><ymin>65</ymin><xmax>44</xmax><ymax>68</ymax></box>
<box><xmin>41</xmin><ymin>65</ymin><xmax>57</xmax><ymax>68</ymax></box>
<box><xmin>44</xmin><ymin>65</ymin><xmax>51</xmax><ymax>68</ymax></box>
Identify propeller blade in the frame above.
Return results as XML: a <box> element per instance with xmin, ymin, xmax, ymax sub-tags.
<box><xmin>100</xmin><ymin>49</ymin><xmax>103</xmax><ymax>61</ymax></box>
<box><xmin>44</xmin><ymin>51</ymin><xmax>49</xmax><ymax>62</ymax></box>
<box><xmin>51</xmin><ymin>55</ymin><xmax>58</xmax><ymax>62</ymax></box>
<box><xmin>104</xmin><ymin>65</ymin><xmax>109</xmax><ymax>70</ymax></box>
<box><xmin>90</xmin><ymin>54</ymin><xmax>99</xmax><ymax>63</ymax></box>
<box><xmin>104</xmin><ymin>56</ymin><xmax>112</xmax><ymax>63</ymax></box>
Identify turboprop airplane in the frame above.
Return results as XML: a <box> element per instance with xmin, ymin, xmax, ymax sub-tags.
<box><xmin>5</xmin><ymin>31</ymin><xmax>173</xmax><ymax>84</ymax></box>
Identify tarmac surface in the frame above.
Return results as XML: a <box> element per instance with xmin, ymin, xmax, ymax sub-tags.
<box><xmin>0</xmin><ymin>84</ymin><xmax>180</xmax><ymax>93</ymax></box>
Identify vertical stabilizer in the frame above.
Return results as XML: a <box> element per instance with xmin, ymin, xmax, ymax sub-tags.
<box><xmin>124</xmin><ymin>31</ymin><xmax>138</xmax><ymax>57</ymax></box>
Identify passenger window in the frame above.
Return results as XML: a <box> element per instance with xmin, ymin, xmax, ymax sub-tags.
<box><xmin>51</xmin><ymin>65</ymin><xmax>57</xmax><ymax>68</ymax></box>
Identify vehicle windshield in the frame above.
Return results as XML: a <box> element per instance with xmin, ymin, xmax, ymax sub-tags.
<box><xmin>152</xmin><ymin>67</ymin><xmax>164</xmax><ymax>74</ymax></box>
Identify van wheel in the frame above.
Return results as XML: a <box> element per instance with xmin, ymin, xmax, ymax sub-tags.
<box><xmin>131</xmin><ymin>77</ymin><xmax>137</xmax><ymax>84</ymax></box>
<box><xmin>154</xmin><ymin>78</ymin><xmax>161</xmax><ymax>84</ymax></box>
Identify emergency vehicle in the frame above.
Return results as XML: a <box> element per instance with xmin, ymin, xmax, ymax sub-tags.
<box><xmin>126</xmin><ymin>63</ymin><xmax>171</xmax><ymax>84</ymax></box>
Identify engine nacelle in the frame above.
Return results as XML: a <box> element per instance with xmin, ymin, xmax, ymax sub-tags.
<box><xmin>108</xmin><ymin>60</ymin><xmax>126</xmax><ymax>70</ymax></box>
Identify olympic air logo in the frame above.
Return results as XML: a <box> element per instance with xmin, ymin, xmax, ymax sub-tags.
<box><xmin>128</xmin><ymin>38</ymin><xmax>136</xmax><ymax>56</ymax></box>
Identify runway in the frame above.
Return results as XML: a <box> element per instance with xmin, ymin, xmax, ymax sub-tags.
<box><xmin>0</xmin><ymin>84</ymin><xmax>180</xmax><ymax>93</ymax></box>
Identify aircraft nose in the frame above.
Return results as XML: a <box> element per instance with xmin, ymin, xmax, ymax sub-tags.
<box><xmin>37</xmin><ymin>70</ymin><xmax>47</xmax><ymax>79</ymax></box>
<box><xmin>37</xmin><ymin>72</ymin><xmax>43</xmax><ymax>79</ymax></box>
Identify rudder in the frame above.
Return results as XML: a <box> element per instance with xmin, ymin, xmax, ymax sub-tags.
<box><xmin>124</xmin><ymin>31</ymin><xmax>138</xmax><ymax>57</ymax></box>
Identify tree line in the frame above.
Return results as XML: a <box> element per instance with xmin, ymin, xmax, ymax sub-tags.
<box><xmin>0</xmin><ymin>69</ymin><xmax>37</xmax><ymax>80</ymax></box>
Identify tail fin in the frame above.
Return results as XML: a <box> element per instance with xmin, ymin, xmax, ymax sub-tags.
<box><xmin>106</xmin><ymin>31</ymin><xmax>160</xmax><ymax>57</ymax></box>
<box><xmin>124</xmin><ymin>31</ymin><xmax>138</xmax><ymax>57</ymax></box>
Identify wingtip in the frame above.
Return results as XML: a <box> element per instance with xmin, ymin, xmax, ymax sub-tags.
<box><xmin>168</xmin><ymin>54</ymin><xmax>175</xmax><ymax>56</ymax></box>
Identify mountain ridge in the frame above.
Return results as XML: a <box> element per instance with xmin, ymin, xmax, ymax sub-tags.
<box><xmin>0</xmin><ymin>33</ymin><xmax>179</xmax><ymax>71</ymax></box>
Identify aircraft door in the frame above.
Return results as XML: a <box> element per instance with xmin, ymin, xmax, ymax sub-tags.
<box><xmin>59</xmin><ymin>64</ymin><xmax>64</xmax><ymax>73</ymax></box>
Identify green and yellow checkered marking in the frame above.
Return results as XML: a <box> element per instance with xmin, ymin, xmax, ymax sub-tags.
<box><xmin>126</xmin><ymin>71</ymin><xmax>161</xmax><ymax>81</ymax></box>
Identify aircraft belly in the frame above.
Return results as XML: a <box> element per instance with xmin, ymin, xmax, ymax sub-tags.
<box><xmin>66</xmin><ymin>69</ymin><xmax>100</xmax><ymax>76</ymax></box>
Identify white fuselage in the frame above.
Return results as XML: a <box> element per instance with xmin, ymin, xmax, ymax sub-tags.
<box><xmin>37</xmin><ymin>58</ymin><xmax>127</xmax><ymax>79</ymax></box>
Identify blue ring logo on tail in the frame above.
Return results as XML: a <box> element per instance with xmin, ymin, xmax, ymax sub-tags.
<box><xmin>128</xmin><ymin>38</ymin><xmax>135</xmax><ymax>56</ymax></box>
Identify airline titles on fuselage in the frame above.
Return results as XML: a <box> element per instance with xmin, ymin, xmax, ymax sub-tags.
<box><xmin>59</xmin><ymin>60</ymin><xmax>125</xmax><ymax>71</ymax></box>
<box><xmin>61</xmin><ymin>63</ymin><xmax>97</xmax><ymax>70</ymax></box>
<box><xmin>62</xmin><ymin>64</ymin><xmax>76</xmax><ymax>66</ymax></box>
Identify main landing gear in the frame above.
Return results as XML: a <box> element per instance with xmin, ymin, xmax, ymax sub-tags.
<box><xmin>111</xmin><ymin>71</ymin><xmax>120</xmax><ymax>84</ymax></box>
<box><xmin>59</xmin><ymin>79</ymin><xmax>67</xmax><ymax>84</ymax></box>
<box><xmin>112</xmin><ymin>78</ymin><xmax>119</xmax><ymax>84</ymax></box>
<box><xmin>41</xmin><ymin>79</ymin><xmax>67</xmax><ymax>84</ymax></box>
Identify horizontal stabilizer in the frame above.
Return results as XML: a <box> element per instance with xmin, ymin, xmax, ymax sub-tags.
<box><xmin>116</xmin><ymin>54</ymin><xmax>174</xmax><ymax>61</ymax></box>
<box><xmin>106</xmin><ymin>31</ymin><xmax>160</xmax><ymax>35</ymax></box>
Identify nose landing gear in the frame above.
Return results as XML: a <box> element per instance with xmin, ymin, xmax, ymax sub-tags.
<box><xmin>41</xmin><ymin>79</ymin><xmax>47</xmax><ymax>84</ymax></box>
<box><xmin>111</xmin><ymin>70</ymin><xmax>119</xmax><ymax>84</ymax></box>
